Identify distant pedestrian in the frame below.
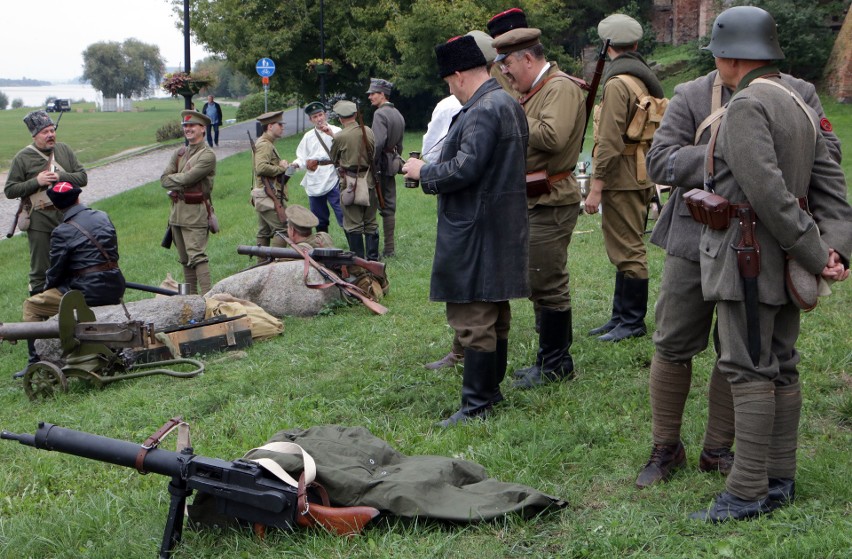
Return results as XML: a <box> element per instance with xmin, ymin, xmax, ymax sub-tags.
<box><xmin>202</xmin><ymin>95</ymin><xmax>223</xmax><ymax>147</ymax></box>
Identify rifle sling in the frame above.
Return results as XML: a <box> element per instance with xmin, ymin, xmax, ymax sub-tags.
<box><xmin>135</xmin><ymin>417</ymin><xmax>190</xmax><ymax>474</ymax></box>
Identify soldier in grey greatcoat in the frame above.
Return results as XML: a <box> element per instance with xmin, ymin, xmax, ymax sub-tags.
<box><xmin>403</xmin><ymin>35</ymin><xmax>529</xmax><ymax>426</ymax></box>
<box><xmin>367</xmin><ymin>78</ymin><xmax>405</xmax><ymax>258</ymax></box>
<box><xmin>686</xmin><ymin>6</ymin><xmax>851</xmax><ymax>522</ymax></box>
<box><xmin>639</xmin><ymin>51</ymin><xmax>843</xmax><ymax>489</ymax></box>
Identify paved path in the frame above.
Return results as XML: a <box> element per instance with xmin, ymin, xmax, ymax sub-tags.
<box><xmin>1</xmin><ymin>108</ymin><xmax>306</xmax><ymax>239</ymax></box>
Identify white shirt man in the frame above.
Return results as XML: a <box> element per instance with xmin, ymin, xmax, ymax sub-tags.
<box><xmin>292</xmin><ymin>102</ymin><xmax>343</xmax><ymax>232</ymax></box>
<box><xmin>421</xmin><ymin>95</ymin><xmax>462</xmax><ymax>162</ymax></box>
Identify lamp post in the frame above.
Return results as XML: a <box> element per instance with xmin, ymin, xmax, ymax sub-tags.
<box><xmin>182</xmin><ymin>0</ymin><xmax>192</xmax><ymax>110</ymax></box>
<box><xmin>319</xmin><ymin>0</ymin><xmax>326</xmax><ymax>104</ymax></box>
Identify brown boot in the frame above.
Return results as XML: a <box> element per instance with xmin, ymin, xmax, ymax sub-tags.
<box><xmin>699</xmin><ymin>447</ymin><xmax>734</xmax><ymax>475</ymax></box>
<box><xmin>636</xmin><ymin>441</ymin><xmax>686</xmax><ymax>488</ymax></box>
<box><xmin>424</xmin><ymin>352</ymin><xmax>463</xmax><ymax>370</ymax></box>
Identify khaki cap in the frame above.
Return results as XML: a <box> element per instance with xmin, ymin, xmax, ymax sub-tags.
<box><xmin>333</xmin><ymin>100</ymin><xmax>358</xmax><ymax>118</ymax></box>
<box><xmin>285</xmin><ymin>205</ymin><xmax>319</xmax><ymax>229</ymax></box>
<box><xmin>466</xmin><ymin>30</ymin><xmax>498</xmax><ymax>64</ymax></box>
<box><xmin>181</xmin><ymin>110</ymin><xmax>211</xmax><ymax>126</ymax></box>
<box><xmin>257</xmin><ymin>110</ymin><xmax>285</xmax><ymax>126</ymax></box>
<box><xmin>492</xmin><ymin>27</ymin><xmax>542</xmax><ymax>62</ymax></box>
<box><xmin>598</xmin><ymin>14</ymin><xmax>643</xmax><ymax>47</ymax></box>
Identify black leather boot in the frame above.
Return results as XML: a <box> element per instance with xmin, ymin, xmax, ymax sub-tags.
<box><xmin>589</xmin><ymin>272</ymin><xmax>624</xmax><ymax>335</ymax></box>
<box><xmin>514</xmin><ymin>308</ymin><xmax>574</xmax><ymax>389</ymax></box>
<box><xmin>365</xmin><ymin>232</ymin><xmax>380</xmax><ymax>261</ymax></box>
<box><xmin>491</xmin><ymin>339</ymin><xmax>508</xmax><ymax>405</ymax></box>
<box><xmin>12</xmin><ymin>339</ymin><xmax>39</xmax><ymax>380</ymax></box>
<box><xmin>438</xmin><ymin>349</ymin><xmax>497</xmax><ymax>427</ymax></box>
<box><xmin>599</xmin><ymin>277</ymin><xmax>648</xmax><ymax>342</ymax></box>
<box><xmin>346</xmin><ymin>232</ymin><xmax>366</xmax><ymax>259</ymax></box>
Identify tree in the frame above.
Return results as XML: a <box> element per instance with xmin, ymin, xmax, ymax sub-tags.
<box><xmin>82</xmin><ymin>39</ymin><xmax>166</xmax><ymax>98</ymax></box>
<box><xmin>0</xmin><ymin>91</ymin><xmax>8</xmax><ymax>110</ymax></box>
<box><xmin>193</xmin><ymin>56</ymin><xmax>253</xmax><ymax>98</ymax></box>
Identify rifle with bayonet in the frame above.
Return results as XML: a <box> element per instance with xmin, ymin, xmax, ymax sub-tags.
<box><xmin>248</xmin><ymin>130</ymin><xmax>290</xmax><ymax>224</ymax></box>
<box><xmin>237</xmin><ymin>245</ymin><xmax>386</xmax><ymax>280</ymax></box>
<box><xmin>581</xmin><ymin>38</ymin><xmax>611</xmax><ymax>151</ymax></box>
<box><xmin>2</xmin><ymin>420</ymin><xmax>379</xmax><ymax>558</ymax></box>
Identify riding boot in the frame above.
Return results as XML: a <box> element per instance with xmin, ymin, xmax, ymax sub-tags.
<box><xmin>491</xmin><ymin>339</ymin><xmax>508</xmax><ymax>405</ymax></box>
<box><xmin>346</xmin><ymin>232</ymin><xmax>366</xmax><ymax>259</ymax></box>
<box><xmin>317</xmin><ymin>224</ymin><xmax>329</xmax><ymax>233</ymax></box>
<box><xmin>514</xmin><ymin>308</ymin><xmax>574</xmax><ymax>389</ymax></box>
<box><xmin>195</xmin><ymin>262</ymin><xmax>212</xmax><ymax>295</ymax></box>
<box><xmin>183</xmin><ymin>266</ymin><xmax>198</xmax><ymax>295</ymax></box>
<box><xmin>12</xmin><ymin>339</ymin><xmax>39</xmax><ymax>380</ymax></box>
<box><xmin>438</xmin><ymin>349</ymin><xmax>497</xmax><ymax>427</ymax></box>
<box><xmin>365</xmin><ymin>232</ymin><xmax>380</xmax><ymax>261</ymax></box>
<box><xmin>589</xmin><ymin>271</ymin><xmax>624</xmax><ymax>335</ymax></box>
<box><xmin>381</xmin><ymin>215</ymin><xmax>396</xmax><ymax>257</ymax></box>
<box><xmin>598</xmin><ymin>277</ymin><xmax>648</xmax><ymax>342</ymax></box>
<box><xmin>256</xmin><ymin>236</ymin><xmax>270</xmax><ymax>247</ymax></box>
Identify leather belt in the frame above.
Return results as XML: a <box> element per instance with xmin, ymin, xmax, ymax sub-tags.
<box><xmin>72</xmin><ymin>261</ymin><xmax>119</xmax><ymax>276</ymax></box>
<box><xmin>727</xmin><ymin>197</ymin><xmax>808</xmax><ymax>219</ymax></box>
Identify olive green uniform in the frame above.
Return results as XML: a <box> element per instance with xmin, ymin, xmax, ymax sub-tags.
<box><xmin>296</xmin><ymin>231</ymin><xmax>334</xmax><ymax>251</ymax></box>
<box><xmin>330</xmin><ymin>121</ymin><xmax>378</xmax><ymax>234</ymax></box>
<box><xmin>254</xmin><ymin>131</ymin><xmax>288</xmax><ymax>246</ymax></box>
<box><xmin>5</xmin><ymin>142</ymin><xmax>87</xmax><ymax>294</ymax></box>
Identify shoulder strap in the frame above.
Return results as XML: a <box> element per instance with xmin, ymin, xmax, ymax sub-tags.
<box><xmin>750</xmin><ymin>78</ymin><xmax>817</xmax><ymax>141</ymax></box>
<box><xmin>314</xmin><ymin>128</ymin><xmax>333</xmax><ymax>159</ymax></box>
<box><xmin>613</xmin><ymin>74</ymin><xmax>647</xmax><ymax>99</ymax></box>
<box><xmin>245</xmin><ymin>441</ymin><xmax>317</xmax><ymax>488</ymax></box>
<box><xmin>519</xmin><ymin>71</ymin><xmax>581</xmax><ymax>105</ymax></box>
<box><xmin>694</xmin><ymin>73</ymin><xmax>729</xmax><ymax>145</ymax></box>
<box><xmin>67</xmin><ymin>218</ymin><xmax>115</xmax><ymax>263</ymax></box>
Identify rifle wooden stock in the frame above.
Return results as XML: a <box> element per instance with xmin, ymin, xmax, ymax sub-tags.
<box><xmin>296</xmin><ymin>502</ymin><xmax>380</xmax><ymax>536</ymax></box>
<box><xmin>236</xmin><ymin>245</ymin><xmax>386</xmax><ymax>279</ymax></box>
<box><xmin>581</xmin><ymin>38</ymin><xmax>611</xmax><ymax>151</ymax></box>
<box><xmin>6</xmin><ymin>200</ymin><xmax>24</xmax><ymax>238</ymax></box>
<box><xmin>261</xmin><ymin>177</ymin><xmax>288</xmax><ymax>224</ymax></box>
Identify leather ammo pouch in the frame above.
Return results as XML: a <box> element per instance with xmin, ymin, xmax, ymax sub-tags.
<box><xmin>526</xmin><ymin>170</ymin><xmax>551</xmax><ymax>197</ymax></box>
<box><xmin>182</xmin><ymin>189</ymin><xmax>205</xmax><ymax>204</ymax></box>
<box><xmin>682</xmin><ymin>188</ymin><xmax>731</xmax><ymax>230</ymax></box>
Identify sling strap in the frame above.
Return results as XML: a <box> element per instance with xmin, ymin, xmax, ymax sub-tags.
<box><xmin>67</xmin><ymin>218</ymin><xmax>120</xmax><ymax>277</ymax></box>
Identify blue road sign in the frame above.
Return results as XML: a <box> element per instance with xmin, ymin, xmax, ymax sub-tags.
<box><xmin>256</xmin><ymin>58</ymin><xmax>276</xmax><ymax>77</ymax></box>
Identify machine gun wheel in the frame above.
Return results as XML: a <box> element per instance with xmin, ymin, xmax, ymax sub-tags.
<box><xmin>23</xmin><ymin>361</ymin><xmax>68</xmax><ymax>400</ymax></box>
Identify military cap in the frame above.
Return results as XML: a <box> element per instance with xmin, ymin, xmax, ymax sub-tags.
<box><xmin>492</xmin><ymin>27</ymin><xmax>542</xmax><ymax>63</ymax></box>
<box><xmin>24</xmin><ymin>110</ymin><xmax>55</xmax><ymax>136</ymax></box>
<box><xmin>285</xmin><ymin>204</ymin><xmax>319</xmax><ymax>229</ymax></box>
<box><xmin>304</xmin><ymin>101</ymin><xmax>326</xmax><ymax>116</ymax></box>
<box><xmin>436</xmin><ymin>35</ymin><xmax>487</xmax><ymax>78</ymax></box>
<box><xmin>256</xmin><ymin>110</ymin><xmax>285</xmax><ymax>126</ymax></box>
<box><xmin>181</xmin><ymin>109</ymin><xmax>211</xmax><ymax>127</ymax></box>
<box><xmin>597</xmin><ymin>14</ymin><xmax>643</xmax><ymax>47</ymax></box>
<box><xmin>46</xmin><ymin>181</ymin><xmax>81</xmax><ymax>210</ymax></box>
<box><xmin>333</xmin><ymin>100</ymin><xmax>358</xmax><ymax>118</ymax></box>
<box><xmin>466</xmin><ymin>30</ymin><xmax>498</xmax><ymax>64</ymax></box>
<box><xmin>487</xmin><ymin>7</ymin><xmax>528</xmax><ymax>38</ymax></box>
<box><xmin>366</xmin><ymin>78</ymin><xmax>393</xmax><ymax>96</ymax></box>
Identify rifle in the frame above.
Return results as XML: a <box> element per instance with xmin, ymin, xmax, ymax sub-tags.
<box><xmin>248</xmin><ymin>131</ymin><xmax>289</xmax><ymax>224</ymax></box>
<box><xmin>357</xmin><ymin>109</ymin><xmax>384</xmax><ymax>209</ymax></box>
<box><xmin>276</xmin><ymin>233</ymin><xmax>388</xmax><ymax>315</ymax></box>
<box><xmin>6</xmin><ymin>200</ymin><xmax>24</xmax><ymax>238</ymax></box>
<box><xmin>237</xmin><ymin>245</ymin><xmax>386</xmax><ymax>279</ymax></box>
<box><xmin>2</xmin><ymin>420</ymin><xmax>379</xmax><ymax>558</ymax></box>
<box><xmin>581</xmin><ymin>38</ymin><xmax>611</xmax><ymax>150</ymax></box>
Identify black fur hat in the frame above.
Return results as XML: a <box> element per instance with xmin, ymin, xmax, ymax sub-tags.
<box><xmin>435</xmin><ymin>35</ymin><xmax>487</xmax><ymax>78</ymax></box>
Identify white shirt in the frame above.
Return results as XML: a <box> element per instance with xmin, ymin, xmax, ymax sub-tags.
<box><xmin>293</xmin><ymin>124</ymin><xmax>342</xmax><ymax>196</ymax></box>
<box><xmin>421</xmin><ymin>95</ymin><xmax>462</xmax><ymax>162</ymax></box>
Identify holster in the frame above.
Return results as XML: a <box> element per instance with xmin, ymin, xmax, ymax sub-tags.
<box><xmin>683</xmin><ymin>188</ymin><xmax>731</xmax><ymax>230</ymax></box>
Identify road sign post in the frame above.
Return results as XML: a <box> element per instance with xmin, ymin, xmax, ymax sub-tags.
<box><xmin>256</xmin><ymin>58</ymin><xmax>276</xmax><ymax>114</ymax></box>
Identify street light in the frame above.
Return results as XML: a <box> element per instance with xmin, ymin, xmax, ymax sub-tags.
<box><xmin>183</xmin><ymin>0</ymin><xmax>192</xmax><ymax>110</ymax></box>
<box><xmin>320</xmin><ymin>0</ymin><xmax>326</xmax><ymax>104</ymax></box>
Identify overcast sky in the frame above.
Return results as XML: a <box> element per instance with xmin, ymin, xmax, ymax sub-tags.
<box><xmin>0</xmin><ymin>0</ymin><xmax>211</xmax><ymax>82</ymax></box>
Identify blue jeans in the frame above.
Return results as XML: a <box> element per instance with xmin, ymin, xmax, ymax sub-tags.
<box><xmin>206</xmin><ymin>124</ymin><xmax>220</xmax><ymax>146</ymax></box>
<box><xmin>309</xmin><ymin>183</ymin><xmax>344</xmax><ymax>231</ymax></box>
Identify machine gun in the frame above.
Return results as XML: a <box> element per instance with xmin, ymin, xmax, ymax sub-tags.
<box><xmin>237</xmin><ymin>245</ymin><xmax>386</xmax><ymax>280</ymax></box>
<box><xmin>1</xmin><ymin>420</ymin><xmax>379</xmax><ymax>558</ymax></box>
<box><xmin>0</xmin><ymin>290</ymin><xmax>203</xmax><ymax>400</ymax></box>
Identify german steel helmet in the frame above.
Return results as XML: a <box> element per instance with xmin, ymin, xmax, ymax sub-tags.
<box><xmin>703</xmin><ymin>6</ymin><xmax>785</xmax><ymax>60</ymax></box>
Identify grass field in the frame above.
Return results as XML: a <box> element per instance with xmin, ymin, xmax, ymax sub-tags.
<box><xmin>0</xmin><ymin>103</ymin><xmax>850</xmax><ymax>556</ymax></box>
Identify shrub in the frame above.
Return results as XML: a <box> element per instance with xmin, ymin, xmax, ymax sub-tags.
<box><xmin>156</xmin><ymin>120</ymin><xmax>184</xmax><ymax>142</ymax></box>
<box><xmin>11</xmin><ymin>98</ymin><xmax>24</xmax><ymax>109</ymax></box>
<box><xmin>235</xmin><ymin>91</ymin><xmax>288</xmax><ymax>122</ymax></box>
<box><xmin>0</xmin><ymin>91</ymin><xmax>7</xmax><ymax>110</ymax></box>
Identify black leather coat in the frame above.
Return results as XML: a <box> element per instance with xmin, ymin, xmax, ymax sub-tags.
<box><xmin>45</xmin><ymin>204</ymin><xmax>125</xmax><ymax>306</ymax></box>
<box><xmin>420</xmin><ymin>78</ymin><xmax>530</xmax><ymax>303</ymax></box>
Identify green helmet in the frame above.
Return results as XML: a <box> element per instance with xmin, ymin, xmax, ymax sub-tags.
<box><xmin>703</xmin><ymin>6</ymin><xmax>785</xmax><ymax>60</ymax></box>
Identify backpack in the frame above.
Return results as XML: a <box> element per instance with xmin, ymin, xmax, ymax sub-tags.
<box><xmin>615</xmin><ymin>74</ymin><xmax>668</xmax><ymax>142</ymax></box>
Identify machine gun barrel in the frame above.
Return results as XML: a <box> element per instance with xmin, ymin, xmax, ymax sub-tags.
<box><xmin>0</xmin><ymin>321</ymin><xmax>61</xmax><ymax>342</ymax></box>
<box><xmin>125</xmin><ymin>281</ymin><xmax>180</xmax><ymax>296</ymax></box>
<box><xmin>237</xmin><ymin>245</ymin><xmax>386</xmax><ymax>279</ymax></box>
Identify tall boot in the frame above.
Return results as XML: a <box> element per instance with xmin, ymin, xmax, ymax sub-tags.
<box><xmin>589</xmin><ymin>272</ymin><xmax>624</xmax><ymax>335</ymax></box>
<box><xmin>635</xmin><ymin>356</ymin><xmax>691</xmax><ymax>487</ymax></box>
<box><xmin>365</xmin><ymin>232</ymin><xmax>380</xmax><ymax>262</ymax></box>
<box><xmin>514</xmin><ymin>308</ymin><xmax>574</xmax><ymax>389</ymax></box>
<box><xmin>692</xmin><ymin>381</ymin><xmax>775</xmax><ymax>522</ymax></box>
<box><xmin>346</xmin><ymin>232</ymin><xmax>365</xmax><ymax>259</ymax></box>
<box><xmin>700</xmin><ymin>364</ymin><xmax>736</xmax><ymax>474</ymax></box>
<box><xmin>381</xmin><ymin>215</ymin><xmax>396</xmax><ymax>257</ymax></box>
<box><xmin>195</xmin><ymin>262</ymin><xmax>212</xmax><ymax>295</ymax></box>
<box><xmin>438</xmin><ymin>349</ymin><xmax>497</xmax><ymax>427</ymax></box>
<box><xmin>599</xmin><ymin>277</ymin><xmax>648</xmax><ymax>342</ymax></box>
<box><xmin>491</xmin><ymin>339</ymin><xmax>508</xmax><ymax>405</ymax></box>
<box><xmin>765</xmin><ymin>382</ymin><xmax>801</xmax><ymax>509</ymax></box>
<box><xmin>12</xmin><ymin>339</ymin><xmax>39</xmax><ymax>380</ymax></box>
<box><xmin>183</xmin><ymin>266</ymin><xmax>198</xmax><ymax>295</ymax></box>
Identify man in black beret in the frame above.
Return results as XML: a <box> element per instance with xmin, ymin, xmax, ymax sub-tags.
<box><xmin>403</xmin><ymin>35</ymin><xmax>529</xmax><ymax>426</ymax></box>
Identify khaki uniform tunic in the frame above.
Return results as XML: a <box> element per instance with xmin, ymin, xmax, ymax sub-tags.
<box><xmin>254</xmin><ymin>131</ymin><xmax>288</xmax><ymax>239</ymax></box>
<box><xmin>330</xmin><ymin>121</ymin><xmax>378</xmax><ymax>234</ymax></box>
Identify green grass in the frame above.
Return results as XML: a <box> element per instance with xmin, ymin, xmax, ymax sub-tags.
<box><xmin>0</xmin><ymin>122</ymin><xmax>850</xmax><ymax>557</ymax></box>
<box><xmin>0</xmin><ymin>99</ymin><xmax>239</xmax><ymax>171</ymax></box>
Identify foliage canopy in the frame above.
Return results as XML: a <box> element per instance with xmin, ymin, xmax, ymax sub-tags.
<box><xmin>82</xmin><ymin>39</ymin><xmax>166</xmax><ymax>98</ymax></box>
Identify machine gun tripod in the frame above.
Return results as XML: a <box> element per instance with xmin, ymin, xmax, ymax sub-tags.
<box><xmin>0</xmin><ymin>290</ymin><xmax>203</xmax><ymax>400</ymax></box>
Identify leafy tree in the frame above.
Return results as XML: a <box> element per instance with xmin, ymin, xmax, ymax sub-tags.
<box><xmin>0</xmin><ymin>91</ymin><xmax>8</xmax><ymax>110</ymax></box>
<box><xmin>12</xmin><ymin>98</ymin><xmax>24</xmax><ymax>109</ymax></box>
<box><xmin>193</xmin><ymin>56</ymin><xmax>253</xmax><ymax>98</ymax></box>
<box><xmin>82</xmin><ymin>39</ymin><xmax>166</xmax><ymax>98</ymax></box>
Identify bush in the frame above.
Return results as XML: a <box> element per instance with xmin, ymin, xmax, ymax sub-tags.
<box><xmin>12</xmin><ymin>98</ymin><xmax>25</xmax><ymax>109</ymax></box>
<box><xmin>235</xmin><ymin>91</ymin><xmax>288</xmax><ymax>122</ymax></box>
<box><xmin>156</xmin><ymin>120</ymin><xmax>184</xmax><ymax>142</ymax></box>
<box><xmin>0</xmin><ymin>91</ymin><xmax>7</xmax><ymax>110</ymax></box>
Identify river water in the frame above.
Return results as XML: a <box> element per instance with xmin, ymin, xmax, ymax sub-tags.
<box><xmin>0</xmin><ymin>83</ymin><xmax>101</xmax><ymax>108</ymax></box>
